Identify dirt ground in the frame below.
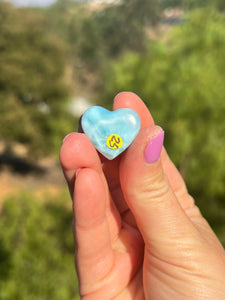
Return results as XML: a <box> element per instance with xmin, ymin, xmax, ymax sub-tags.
<box><xmin>0</xmin><ymin>156</ymin><xmax>67</xmax><ymax>209</ymax></box>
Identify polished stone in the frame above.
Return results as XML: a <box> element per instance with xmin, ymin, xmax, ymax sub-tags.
<box><xmin>81</xmin><ymin>106</ymin><xmax>141</xmax><ymax>160</ymax></box>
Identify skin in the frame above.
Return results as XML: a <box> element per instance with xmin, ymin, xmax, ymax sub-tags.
<box><xmin>60</xmin><ymin>92</ymin><xmax>225</xmax><ymax>299</ymax></box>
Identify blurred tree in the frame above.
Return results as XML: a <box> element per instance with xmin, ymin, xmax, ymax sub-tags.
<box><xmin>122</xmin><ymin>0</ymin><xmax>161</xmax><ymax>25</ymax></box>
<box><xmin>47</xmin><ymin>0</ymin><xmax>85</xmax><ymax>44</ymax></box>
<box><xmin>214</xmin><ymin>0</ymin><xmax>225</xmax><ymax>10</ymax></box>
<box><xmin>177</xmin><ymin>0</ymin><xmax>211</xmax><ymax>9</ymax></box>
<box><xmin>47</xmin><ymin>0</ymin><xmax>162</xmax><ymax>69</ymax></box>
<box><xmin>160</xmin><ymin>0</ymin><xmax>181</xmax><ymax>7</ymax></box>
<box><xmin>0</xmin><ymin>193</ymin><xmax>79</xmax><ymax>299</ymax></box>
<box><xmin>101</xmin><ymin>8</ymin><xmax>225</xmax><ymax>233</ymax></box>
<box><xmin>160</xmin><ymin>0</ymin><xmax>224</xmax><ymax>10</ymax></box>
<box><xmin>0</xmin><ymin>2</ymin><xmax>72</xmax><ymax>156</ymax></box>
<box><xmin>89</xmin><ymin>4</ymin><xmax>147</xmax><ymax>59</ymax></box>
<box><xmin>46</xmin><ymin>0</ymin><xmax>152</xmax><ymax>96</ymax></box>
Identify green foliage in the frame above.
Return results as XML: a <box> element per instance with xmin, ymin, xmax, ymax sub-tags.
<box><xmin>1</xmin><ymin>1</ymin><xmax>225</xmax><ymax>298</ymax></box>
<box><xmin>48</xmin><ymin>0</ymin><xmax>162</xmax><ymax>70</ymax></box>
<box><xmin>161</xmin><ymin>0</ymin><xmax>224</xmax><ymax>10</ymax></box>
<box><xmin>0</xmin><ymin>0</ymin><xmax>164</xmax><ymax>156</ymax></box>
<box><xmin>0</xmin><ymin>2</ymin><xmax>72</xmax><ymax>156</ymax></box>
<box><xmin>214</xmin><ymin>0</ymin><xmax>225</xmax><ymax>10</ymax></box>
<box><xmin>101</xmin><ymin>8</ymin><xmax>225</xmax><ymax>237</ymax></box>
<box><xmin>89</xmin><ymin>5</ymin><xmax>146</xmax><ymax>59</ymax></box>
<box><xmin>123</xmin><ymin>0</ymin><xmax>161</xmax><ymax>25</ymax></box>
<box><xmin>0</xmin><ymin>192</ymin><xmax>79</xmax><ymax>299</ymax></box>
<box><xmin>1</xmin><ymin>0</ymin><xmax>223</xmax><ymax>157</ymax></box>
<box><xmin>64</xmin><ymin>6</ymin><xmax>147</xmax><ymax>69</ymax></box>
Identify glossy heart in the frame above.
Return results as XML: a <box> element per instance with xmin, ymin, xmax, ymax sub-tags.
<box><xmin>81</xmin><ymin>106</ymin><xmax>141</xmax><ymax>160</ymax></box>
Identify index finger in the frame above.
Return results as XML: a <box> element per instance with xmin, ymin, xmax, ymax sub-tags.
<box><xmin>113</xmin><ymin>92</ymin><xmax>155</xmax><ymax>128</ymax></box>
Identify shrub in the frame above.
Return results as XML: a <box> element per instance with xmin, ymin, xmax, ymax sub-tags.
<box><xmin>0</xmin><ymin>192</ymin><xmax>79</xmax><ymax>299</ymax></box>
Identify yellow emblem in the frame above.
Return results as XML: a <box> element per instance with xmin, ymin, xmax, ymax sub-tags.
<box><xmin>106</xmin><ymin>134</ymin><xmax>123</xmax><ymax>149</ymax></box>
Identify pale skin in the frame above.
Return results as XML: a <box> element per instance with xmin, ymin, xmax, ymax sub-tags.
<box><xmin>60</xmin><ymin>92</ymin><xmax>225</xmax><ymax>299</ymax></box>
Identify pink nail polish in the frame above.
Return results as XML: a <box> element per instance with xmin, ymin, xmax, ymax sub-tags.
<box><xmin>75</xmin><ymin>168</ymin><xmax>82</xmax><ymax>177</ymax></box>
<box><xmin>144</xmin><ymin>131</ymin><xmax>164</xmax><ymax>163</ymax></box>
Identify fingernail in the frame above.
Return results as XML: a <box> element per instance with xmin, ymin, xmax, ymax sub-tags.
<box><xmin>75</xmin><ymin>168</ymin><xmax>82</xmax><ymax>178</ymax></box>
<box><xmin>62</xmin><ymin>133</ymin><xmax>73</xmax><ymax>144</ymax></box>
<box><xmin>144</xmin><ymin>131</ymin><xmax>164</xmax><ymax>163</ymax></box>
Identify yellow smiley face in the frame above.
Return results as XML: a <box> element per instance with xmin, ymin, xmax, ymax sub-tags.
<box><xmin>106</xmin><ymin>134</ymin><xmax>123</xmax><ymax>149</ymax></box>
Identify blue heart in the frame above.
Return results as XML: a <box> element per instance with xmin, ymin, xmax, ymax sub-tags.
<box><xmin>81</xmin><ymin>106</ymin><xmax>141</xmax><ymax>160</ymax></box>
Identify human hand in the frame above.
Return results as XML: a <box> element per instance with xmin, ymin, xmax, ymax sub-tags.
<box><xmin>60</xmin><ymin>92</ymin><xmax>225</xmax><ymax>299</ymax></box>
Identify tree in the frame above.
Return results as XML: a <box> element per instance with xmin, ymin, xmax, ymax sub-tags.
<box><xmin>0</xmin><ymin>2</ymin><xmax>71</xmax><ymax>156</ymax></box>
<box><xmin>122</xmin><ymin>0</ymin><xmax>161</xmax><ymax>25</ymax></box>
<box><xmin>160</xmin><ymin>0</ymin><xmax>225</xmax><ymax>10</ymax></box>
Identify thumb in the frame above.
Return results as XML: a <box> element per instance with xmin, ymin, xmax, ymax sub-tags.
<box><xmin>120</xmin><ymin>126</ymin><xmax>198</xmax><ymax>253</ymax></box>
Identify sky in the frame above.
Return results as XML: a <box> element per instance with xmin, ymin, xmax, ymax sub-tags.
<box><xmin>6</xmin><ymin>0</ymin><xmax>56</xmax><ymax>7</ymax></box>
<box><xmin>6</xmin><ymin>0</ymin><xmax>113</xmax><ymax>7</ymax></box>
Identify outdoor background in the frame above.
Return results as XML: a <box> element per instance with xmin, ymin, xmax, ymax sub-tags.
<box><xmin>0</xmin><ymin>0</ymin><xmax>225</xmax><ymax>298</ymax></box>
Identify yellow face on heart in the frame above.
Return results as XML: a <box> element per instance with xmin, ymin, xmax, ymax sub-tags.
<box><xmin>81</xmin><ymin>106</ymin><xmax>141</xmax><ymax>160</ymax></box>
<box><xmin>106</xmin><ymin>134</ymin><xmax>123</xmax><ymax>150</ymax></box>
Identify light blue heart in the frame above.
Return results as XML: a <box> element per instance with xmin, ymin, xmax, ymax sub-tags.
<box><xmin>81</xmin><ymin>106</ymin><xmax>141</xmax><ymax>160</ymax></box>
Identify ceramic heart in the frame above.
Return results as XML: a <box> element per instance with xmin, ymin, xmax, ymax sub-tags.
<box><xmin>81</xmin><ymin>106</ymin><xmax>141</xmax><ymax>160</ymax></box>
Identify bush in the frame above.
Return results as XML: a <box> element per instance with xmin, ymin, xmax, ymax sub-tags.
<box><xmin>0</xmin><ymin>2</ymin><xmax>72</xmax><ymax>157</ymax></box>
<box><xmin>0</xmin><ymin>192</ymin><xmax>79</xmax><ymax>299</ymax></box>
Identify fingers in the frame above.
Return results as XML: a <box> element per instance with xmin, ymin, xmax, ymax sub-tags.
<box><xmin>160</xmin><ymin>147</ymin><xmax>195</xmax><ymax>212</ymax></box>
<box><xmin>97</xmin><ymin>92</ymin><xmax>155</xmax><ymax>215</ymax></box>
<box><xmin>113</xmin><ymin>91</ymin><xmax>155</xmax><ymax>128</ymax></box>
<box><xmin>120</xmin><ymin>125</ymin><xmax>201</xmax><ymax>253</ymax></box>
<box><xmin>59</xmin><ymin>132</ymin><xmax>121</xmax><ymax>238</ymax></box>
<box><xmin>60</xmin><ymin>92</ymin><xmax>194</xmax><ymax>217</ymax></box>
<box><xmin>113</xmin><ymin>92</ymin><xmax>188</xmax><ymax>195</ymax></box>
<box><xmin>74</xmin><ymin>168</ymin><xmax>114</xmax><ymax>291</ymax></box>
<box><xmin>59</xmin><ymin>132</ymin><xmax>102</xmax><ymax>195</ymax></box>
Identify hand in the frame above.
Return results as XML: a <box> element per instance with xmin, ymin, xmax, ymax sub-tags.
<box><xmin>60</xmin><ymin>92</ymin><xmax>225</xmax><ymax>299</ymax></box>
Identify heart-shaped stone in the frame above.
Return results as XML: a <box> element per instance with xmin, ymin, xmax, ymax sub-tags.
<box><xmin>81</xmin><ymin>106</ymin><xmax>141</xmax><ymax>160</ymax></box>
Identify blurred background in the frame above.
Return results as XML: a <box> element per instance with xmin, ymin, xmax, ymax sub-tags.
<box><xmin>0</xmin><ymin>0</ymin><xmax>225</xmax><ymax>298</ymax></box>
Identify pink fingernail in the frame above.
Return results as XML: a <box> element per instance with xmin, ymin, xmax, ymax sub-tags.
<box><xmin>62</xmin><ymin>133</ymin><xmax>73</xmax><ymax>144</ymax></box>
<box><xmin>144</xmin><ymin>131</ymin><xmax>164</xmax><ymax>163</ymax></box>
<box><xmin>75</xmin><ymin>168</ymin><xmax>82</xmax><ymax>177</ymax></box>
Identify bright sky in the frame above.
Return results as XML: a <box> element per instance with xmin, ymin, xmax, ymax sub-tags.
<box><xmin>7</xmin><ymin>0</ymin><xmax>57</xmax><ymax>7</ymax></box>
<box><xmin>6</xmin><ymin>0</ymin><xmax>116</xmax><ymax>7</ymax></box>
<box><xmin>6</xmin><ymin>0</ymin><xmax>115</xmax><ymax>7</ymax></box>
